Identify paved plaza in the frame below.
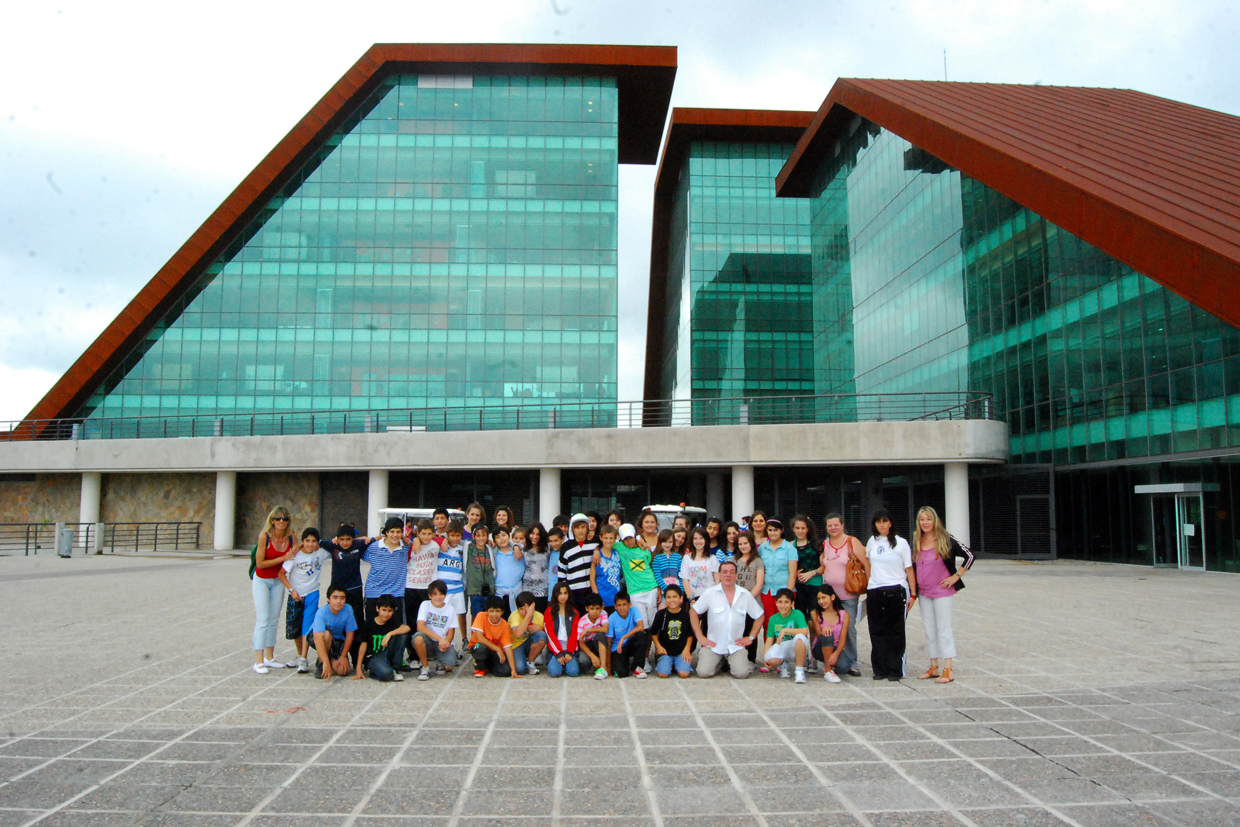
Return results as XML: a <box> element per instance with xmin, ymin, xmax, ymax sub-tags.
<box><xmin>1</xmin><ymin>554</ymin><xmax>1239</xmax><ymax>827</ymax></box>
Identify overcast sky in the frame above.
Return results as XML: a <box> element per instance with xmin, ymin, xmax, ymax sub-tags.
<box><xmin>2</xmin><ymin>0</ymin><xmax>1237</xmax><ymax>422</ymax></box>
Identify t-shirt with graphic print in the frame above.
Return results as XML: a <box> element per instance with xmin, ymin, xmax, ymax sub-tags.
<box><xmin>359</xmin><ymin>614</ymin><xmax>404</xmax><ymax>659</ymax></box>
<box><xmin>416</xmin><ymin>601</ymin><xmax>458</xmax><ymax>642</ymax></box>
<box><xmin>649</xmin><ymin>606</ymin><xmax>693</xmax><ymax>657</ymax></box>
<box><xmin>616</xmin><ymin>544</ymin><xmax>657</xmax><ymax>594</ymax></box>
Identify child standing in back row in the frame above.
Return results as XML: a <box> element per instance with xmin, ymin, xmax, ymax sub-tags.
<box><xmin>591</xmin><ymin>524</ymin><xmax>624</xmax><ymax>613</ymax></box>
<box><xmin>438</xmin><ymin>521</ymin><xmax>470</xmax><ymax>649</ymax></box>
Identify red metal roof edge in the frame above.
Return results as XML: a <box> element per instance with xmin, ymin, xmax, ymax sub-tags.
<box><xmin>23</xmin><ymin>43</ymin><xmax>678</xmax><ymax>426</ymax></box>
<box><xmin>643</xmin><ymin>108</ymin><xmax>814</xmax><ymax>401</ymax></box>
<box><xmin>774</xmin><ymin>78</ymin><xmax>1240</xmax><ymax>331</ymax></box>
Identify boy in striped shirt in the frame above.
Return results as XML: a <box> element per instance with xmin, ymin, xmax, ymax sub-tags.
<box><xmin>437</xmin><ymin>521</ymin><xmax>469</xmax><ymax>651</ymax></box>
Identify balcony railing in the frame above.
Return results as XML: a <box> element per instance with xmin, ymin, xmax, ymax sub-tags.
<box><xmin>1</xmin><ymin>392</ymin><xmax>995</xmax><ymax>442</ymax></box>
<box><xmin>0</xmin><ymin>522</ymin><xmax>202</xmax><ymax>554</ymax></box>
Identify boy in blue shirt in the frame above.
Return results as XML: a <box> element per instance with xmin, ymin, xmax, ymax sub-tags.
<box><xmin>607</xmin><ymin>592</ymin><xmax>647</xmax><ymax>679</ymax></box>
<box><xmin>311</xmin><ymin>585</ymin><xmax>358</xmax><ymax>681</ymax></box>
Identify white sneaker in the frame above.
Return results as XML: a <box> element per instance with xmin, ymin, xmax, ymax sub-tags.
<box><xmin>527</xmin><ymin>665</ymin><xmax>540</xmax><ymax>676</ymax></box>
<box><xmin>394</xmin><ymin>673</ymin><xmax>405</xmax><ymax>682</ymax></box>
<box><xmin>794</xmin><ymin>669</ymin><xmax>806</xmax><ymax>684</ymax></box>
<box><xmin>632</xmin><ymin>667</ymin><xmax>647</xmax><ymax>680</ymax></box>
<box><xmin>296</xmin><ymin>657</ymin><xmax>310</xmax><ymax>674</ymax></box>
<box><xmin>594</xmin><ymin>668</ymin><xmax>608</xmax><ymax>681</ymax></box>
<box><xmin>262</xmin><ymin>658</ymin><xmax>285</xmax><ymax>669</ymax></box>
<box><xmin>417</xmin><ymin>670</ymin><xmax>431</xmax><ymax>681</ymax></box>
<box><xmin>824</xmin><ymin>671</ymin><xmax>842</xmax><ymax>683</ymax></box>
<box><xmin>285</xmin><ymin>657</ymin><xmax>299</xmax><ymax>669</ymax></box>
<box><xmin>779</xmin><ymin>665</ymin><xmax>790</xmax><ymax>679</ymax></box>
<box><xmin>253</xmin><ymin>664</ymin><xmax>269</xmax><ymax>675</ymax></box>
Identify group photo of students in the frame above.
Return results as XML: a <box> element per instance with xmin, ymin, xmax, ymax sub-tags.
<box><xmin>249</xmin><ymin>503</ymin><xmax>974</xmax><ymax>686</ymax></box>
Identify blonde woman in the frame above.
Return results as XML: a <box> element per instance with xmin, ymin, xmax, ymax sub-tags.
<box><xmin>912</xmin><ymin>506</ymin><xmax>975</xmax><ymax>684</ymax></box>
<box><xmin>252</xmin><ymin>506</ymin><xmax>296</xmax><ymax>674</ymax></box>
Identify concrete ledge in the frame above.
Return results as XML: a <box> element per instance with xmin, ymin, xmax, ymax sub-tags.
<box><xmin>0</xmin><ymin>420</ymin><xmax>1008</xmax><ymax>472</ymax></box>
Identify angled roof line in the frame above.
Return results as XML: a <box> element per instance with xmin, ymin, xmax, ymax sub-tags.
<box><xmin>643</xmin><ymin>108</ymin><xmax>814</xmax><ymax>401</ymax></box>
<box><xmin>24</xmin><ymin>43</ymin><xmax>677</xmax><ymax>426</ymax></box>
<box><xmin>776</xmin><ymin>78</ymin><xmax>1240</xmax><ymax>330</ymax></box>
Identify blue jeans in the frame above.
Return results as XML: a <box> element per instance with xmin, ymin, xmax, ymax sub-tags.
<box><xmin>513</xmin><ymin>631</ymin><xmax>548</xmax><ymax>674</ymax></box>
<box><xmin>840</xmin><ymin>596</ymin><xmax>859</xmax><ymax>674</ymax></box>
<box><xmin>546</xmin><ymin>651</ymin><xmax>580</xmax><ymax>677</ymax></box>
<box><xmin>468</xmin><ymin>594</ymin><xmax>488</xmax><ymax>621</ymax></box>
<box><xmin>365</xmin><ymin>634</ymin><xmax>407</xmax><ymax>682</ymax></box>
<box><xmin>656</xmin><ymin>654</ymin><xmax>692</xmax><ymax>677</ymax></box>
<box><xmin>251</xmin><ymin>577</ymin><xmax>285</xmax><ymax>651</ymax></box>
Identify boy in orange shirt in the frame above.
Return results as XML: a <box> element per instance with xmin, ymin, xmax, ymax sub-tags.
<box><xmin>470</xmin><ymin>595</ymin><xmax>521</xmax><ymax>678</ymax></box>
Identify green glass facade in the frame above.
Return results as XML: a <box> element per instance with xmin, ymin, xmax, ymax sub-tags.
<box><xmin>659</xmin><ymin>141</ymin><xmax>812</xmax><ymax>401</ymax></box>
<box><xmin>806</xmin><ymin>117</ymin><xmax>1240</xmax><ymax>571</ymax></box>
<box><xmin>809</xmin><ymin>119</ymin><xmax>1240</xmax><ymax>466</ymax></box>
<box><xmin>78</xmin><ymin>73</ymin><xmax>620</xmax><ymax>420</ymax></box>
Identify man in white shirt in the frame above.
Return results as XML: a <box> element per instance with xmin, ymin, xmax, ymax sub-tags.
<box><xmin>688</xmin><ymin>560</ymin><xmax>765</xmax><ymax>678</ymax></box>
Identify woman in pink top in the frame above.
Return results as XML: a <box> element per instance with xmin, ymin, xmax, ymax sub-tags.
<box><xmin>819</xmin><ymin>513</ymin><xmax>867</xmax><ymax>678</ymax></box>
<box><xmin>912</xmin><ymin>506</ymin><xmax>974</xmax><ymax>684</ymax></box>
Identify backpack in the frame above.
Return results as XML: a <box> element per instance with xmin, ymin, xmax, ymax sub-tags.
<box><xmin>248</xmin><ymin>545</ymin><xmax>258</xmax><ymax>579</ymax></box>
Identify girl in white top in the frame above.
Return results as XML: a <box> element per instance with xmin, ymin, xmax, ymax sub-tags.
<box><xmin>679</xmin><ymin>527</ymin><xmax>721</xmax><ymax>601</ymax></box>
<box><xmin>863</xmin><ymin>508</ymin><xmax>916</xmax><ymax>681</ymax></box>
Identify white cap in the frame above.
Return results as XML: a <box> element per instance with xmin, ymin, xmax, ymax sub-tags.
<box><xmin>569</xmin><ymin>513</ymin><xmax>589</xmax><ymax>528</ymax></box>
<box><xmin>618</xmin><ymin>523</ymin><xmax>636</xmax><ymax>541</ymax></box>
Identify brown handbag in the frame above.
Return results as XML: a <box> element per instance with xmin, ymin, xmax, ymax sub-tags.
<box><xmin>843</xmin><ymin>537</ymin><xmax>868</xmax><ymax>595</ymax></box>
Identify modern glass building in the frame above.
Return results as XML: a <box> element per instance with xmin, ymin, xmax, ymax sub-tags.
<box><xmin>644</xmin><ymin>109</ymin><xmax>815</xmax><ymax>409</ymax></box>
<box><xmin>776</xmin><ymin>79</ymin><xmax>1240</xmax><ymax>572</ymax></box>
<box><xmin>25</xmin><ymin>44</ymin><xmax>676</xmax><ymax>426</ymax></box>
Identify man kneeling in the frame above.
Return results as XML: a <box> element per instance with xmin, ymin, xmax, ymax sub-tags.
<box><xmin>689</xmin><ymin>561</ymin><xmax>764</xmax><ymax>679</ymax></box>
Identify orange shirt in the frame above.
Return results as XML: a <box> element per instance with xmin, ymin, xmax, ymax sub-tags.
<box><xmin>470</xmin><ymin>613</ymin><xmax>513</xmax><ymax>648</ymax></box>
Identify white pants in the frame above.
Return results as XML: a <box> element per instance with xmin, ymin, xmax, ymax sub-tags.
<box><xmin>630</xmin><ymin>588</ymin><xmax>659</xmax><ymax>628</ymax></box>
<box><xmin>919</xmin><ymin>595</ymin><xmax>956</xmax><ymax>659</ymax></box>
<box><xmin>765</xmin><ymin>634</ymin><xmax>810</xmax><ymax>665</ymax></box>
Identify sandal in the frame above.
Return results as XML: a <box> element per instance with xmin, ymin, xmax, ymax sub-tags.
<box><xmin>917</xmin><ymin>666</ymin><xmax>940</xmax><ymax>680</ymax></box>
<box><xmin>935</xmin><ymin>667</ymin><xmax>954</xmax><ymax>684</ymax></box>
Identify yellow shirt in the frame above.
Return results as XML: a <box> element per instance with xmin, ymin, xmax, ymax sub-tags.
<box><xmin>507</xmin><ymin>610</ymin><xmax>545</xmax><ymax>648</ymax></box>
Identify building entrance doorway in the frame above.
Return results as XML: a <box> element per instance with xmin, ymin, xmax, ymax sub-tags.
<box><xmin>1135</xmin><ymin>484</ymin><xmax>1213</xmax><ymax>570</ymax></box>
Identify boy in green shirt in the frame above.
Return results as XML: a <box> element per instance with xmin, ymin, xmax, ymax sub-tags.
<box><xmin>764</xmin><ymin>588</ymin><xmax>810</xmax><ymax>684</ymax></box>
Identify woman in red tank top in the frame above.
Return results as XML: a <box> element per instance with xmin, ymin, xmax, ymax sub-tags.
<box><xmin>253</xmin><ymin>506</ymin><xmax>296</xmax><ymax>674</ymax></box>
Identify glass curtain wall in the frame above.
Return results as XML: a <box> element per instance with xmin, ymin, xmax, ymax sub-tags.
<box><xmin>807</xmin><ymin>117</ymin><xmax>1240</xmax><ymax>467</ymax></box>
<box><xmin>77</xmin><ymin>74</ymin><xmax>620</xmax><ymax>421</ymax></box>
<box><xmin>659</xmin><ymin>141</ymin><xmax>812</xmax><ymax>420</ymax></box>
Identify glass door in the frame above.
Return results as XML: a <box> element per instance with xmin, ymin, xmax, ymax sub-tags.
<box><xmin>1176</xmin><ymin>494</ymin><xmax>1206</xmax><ymax>570</ymax></box>
<box><xmin>1150</xmin><ymin>495</ymin><xmax>1176</xmax><ymax>567</ymax></box>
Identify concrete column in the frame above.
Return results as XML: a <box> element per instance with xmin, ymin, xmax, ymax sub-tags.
<box><xmin>944</xmin><ymin>462</ymin><xmax>971</xmax><ymax>547</ymax></box>
<box><xmin>539</xmin><ymin>468</ymin><xmax>561</xmax><ymax>529</ymax></box>
<box><xmin>213</xmin><ymin>471</ymin><xmax>237</xmax><ymax>550</ymax></box>
<box><xmin>368</xmin><ymin>470</ymin><xmax>389</xmax><ymax>538</ymax></box>
<box><xmin>706</xmin><ymin>473</ymin><xmax>725</xmax><ymax>521</ymax></box>
<box><xmin>79</xmin><ymin>472</ymin><xmax>101</xmax><ymax>548</ymax></box>
<box><xmin>731</xmin><ymin>465</ymin><xmax>755</xmax><ymax>524</ymax></box>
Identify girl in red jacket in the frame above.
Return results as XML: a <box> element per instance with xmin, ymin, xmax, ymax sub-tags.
<box><xmin>545</xmin><ymin>582</ymin><xmax>581</xmax><ymax>677</ymax></box>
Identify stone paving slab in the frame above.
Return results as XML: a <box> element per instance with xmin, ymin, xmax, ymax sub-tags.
<box><xmin>1</xmin><ymin>555</ymin><xmax>1239</xmax><ymax>826</ymax></box>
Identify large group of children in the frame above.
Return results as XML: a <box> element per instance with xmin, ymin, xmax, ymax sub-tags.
<box><xmin>249</xmin><ymin>502</ymin><xmax>974</xmax><ymax>686</ymax></box>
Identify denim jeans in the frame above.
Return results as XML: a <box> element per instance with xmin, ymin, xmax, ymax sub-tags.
<box><xmin>513</xmin><ymin>630</ymin><xmax>548</xmax><ymax>674</ymax></box>
<box><xmin>546</xmin><ymin>651</ymin><xmax>580</xmax><ymax>677</ymax></box>
<box><xmin>252</xmin><ymin>577</ymin><xmax>285</xmax><ymax>651</ymax></box>
<box><xmin>840</xmin><ymin>596</ymin><xmax>859</xmax><ymax>673</ymax></box>
<box><xmin>656</xmin><ymin>653</ymin><xmax>692</xmax><ymax>676</ymax></box>
<box><xmin>365</xmin><ymin>633</ymin><xmax>407</xmax><ymax>682</ymax></box>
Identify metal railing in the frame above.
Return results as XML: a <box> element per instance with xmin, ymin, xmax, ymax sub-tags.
<box><xmin>0</xmin><ymin>391</ymin><xmax>995</xmax><ymax>442</ymax></box>
<box><xmin>0</xmin><ymin>522</ymin><xmax>201</xmax><ymax>554</ymax></box>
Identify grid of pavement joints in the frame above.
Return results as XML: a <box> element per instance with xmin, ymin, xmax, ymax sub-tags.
<box><xmin>0</xmin><ymin>556</ymin><xmax>1239</xmax><ymax>826</ymax></box>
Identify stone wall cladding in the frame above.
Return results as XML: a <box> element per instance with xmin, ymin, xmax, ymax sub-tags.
<box><xmin>99</xmin><ymin>473</ymin><xmax>217</xmax><ymax>548</ymax></box>
<box><xmin>320</xmin><ymin>472</ymin><xmax>368</xmax><ymax>539</ymax></box>
<box><xmin>236</xmin><ymin>472</ymin><xmax>320</xmax><ymax>549</ymax></box>
<box><xmin>0</xmin><ymin>474</ymin><xmax>80</xmax><ymax>524</ymax></box>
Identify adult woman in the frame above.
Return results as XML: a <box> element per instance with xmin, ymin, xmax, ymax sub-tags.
<box><xmin>912</xmin><ymin>506</ymin><xmax>974</xmax><ymax>684</ymax></box>
<box><xmin>791</xmin><ymin>515</ymin><xmax>823</xmax><ymax>618</ymax></box>
<box><xmin>521</xmin><ymin>522</ymin><xmax>551</xmax><ymax>612</ymax></box>
<box><xmin>865</xmin><ymin>508</ymin><xmax>916</xmax><ymax>681</ymax></box>
<box><xmin>252</xmin><ymin>506</ymin><xmax>296</xmax><ymax>674</ymax></box>
<box><xmin>819</xmin><ymin>513</ymin><xmax>866</xmax><ymax>678</ymax></box>
<box><xmin>637</xmin><ymin>509</ymin><xmax>661</xmax><ymax>551</ymax></box>
<box><xmin>758</xmin><ymin>519</ymin><xmax>798</xmax><ymax>624</ymax></box>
